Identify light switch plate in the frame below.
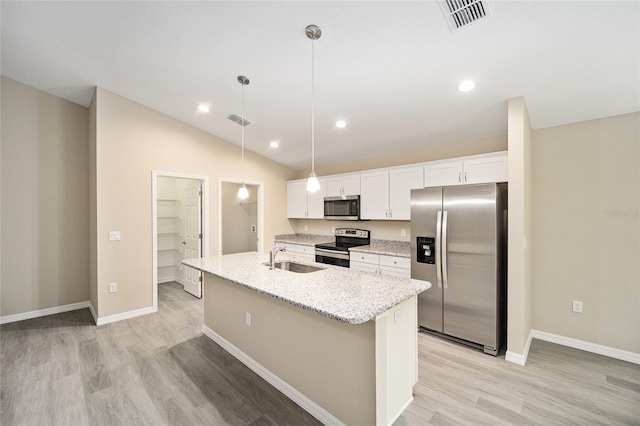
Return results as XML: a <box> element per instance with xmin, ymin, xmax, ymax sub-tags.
<box><xmin>108</xmin><ymin>231</ymin><xmax>121</xmax><ymax>241</ymax></box>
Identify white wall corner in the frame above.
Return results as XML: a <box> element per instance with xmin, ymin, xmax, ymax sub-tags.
<box><xmin>505</xmin><ymin>330</ymin><xmax>533</xmax><ymax>366</ymax></box>
<box><xmin>88</xmin><ymin>301</ymin><xmax>98</xmax><ymax>324</ymax></box>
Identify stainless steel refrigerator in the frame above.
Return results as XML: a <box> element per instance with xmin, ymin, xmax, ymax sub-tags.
<box><xmin>410</xmin><ymin>183</ymin><xmax>507</xmax><ymax>355</ymax></box>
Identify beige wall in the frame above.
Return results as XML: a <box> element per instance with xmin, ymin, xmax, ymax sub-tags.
<box><xmin>1</xmin><ymin>77</ymin><xmax>89</xmax><ymax>317</ymax></box>
<box><xmin>532</xmin><ymin>112</ymin><xmax>639</xmax><ymax>353</ymax></box>
<box><xmin>92</xmin><ymin>88</ymin><xmax>294</xmax><ymax>319</ymax></box>
<box><xmin>506</xmin><ymin>97</ymin><xmax>533</xmax><ymax>359</ymax></box>
<box><xmin>294</xmin><ymin>134</ymin><xmax>507</xmax><ymax>179</ymax></box>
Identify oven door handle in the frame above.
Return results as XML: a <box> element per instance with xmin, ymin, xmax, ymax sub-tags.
<box><xmin>315</xmin><ymin>248</ymin><xmax>350</xmax><ymax>260</ymax></box>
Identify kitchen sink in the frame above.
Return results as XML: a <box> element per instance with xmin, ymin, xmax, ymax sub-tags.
<box><xmin>266</xmin><ymin>261</ymin><xmax>325</xmax><ymax>273</ymax></box>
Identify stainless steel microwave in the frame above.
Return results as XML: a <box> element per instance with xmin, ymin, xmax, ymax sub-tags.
<box><xmin>324</xmin><ymin>195</ymin><xmax>360</xmax><ymax>220</ymax></box>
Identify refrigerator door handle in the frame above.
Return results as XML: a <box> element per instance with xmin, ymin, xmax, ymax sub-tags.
<box><xmin>435</xmin><ymin>210</ymin><xmax>443</xmax><ymax>288</ymax></box>
<box><xmin>442</xmin><ymin>210</ymin><xmax>448</xmax><ymax>289</ymax></box>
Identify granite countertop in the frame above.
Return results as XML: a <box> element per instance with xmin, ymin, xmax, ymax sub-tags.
<box><xmin>183</xmin><ymin>252</ymin><xmax>430</xmax><ymax>325</ymax></box>
<box><xmin>274</xmin><ymin>233</ymin><xmax>334</xmax><ymax>246</ymax></box>
<box><xmin>349</xmin><ymin>239</ymin><xmax>411</xmax><ymax>258</ymax></box>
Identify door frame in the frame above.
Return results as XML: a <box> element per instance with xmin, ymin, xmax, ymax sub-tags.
<box><xmin>218</xmin><ymin>178</ymin><xmax>264</xmax><ymax>255</ymax></box>
<box><xmin>152</xmin><ymin>171</ymin><xmax>210</xmax><ymax>310</ymax></box>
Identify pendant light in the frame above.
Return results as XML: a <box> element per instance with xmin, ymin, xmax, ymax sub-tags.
<box><xmin>306</xmin><ymin>24</ymin><xmax>322</xmax><ymax>193</ymax></box>
<box><xmin>237</xmin><ymin>75</ymin><xmax>250</xmax><ymax>200</ymax></box>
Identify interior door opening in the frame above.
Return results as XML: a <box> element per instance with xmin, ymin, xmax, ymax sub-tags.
<box><xmin>153</xmin><ymin>172</ymin><xmax>209</xmax><ymax>310</ymax></box>
<box><xmin>219</xmin><ymin>179</ymin><xmax>264</xmax><ymax>256</ymax></box>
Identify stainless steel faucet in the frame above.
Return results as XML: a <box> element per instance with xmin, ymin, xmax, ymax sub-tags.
<box><xmin>269</xmin><ymin>244</ymin><xmax>286</xmax><ymax>269</ymax></box>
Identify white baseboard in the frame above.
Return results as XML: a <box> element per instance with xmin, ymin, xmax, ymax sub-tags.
<box><xmin>505</xmin><ymin>331</ymin><xmax>533</xmax><ymax>366</ymax></box>
<box><xmin>531</xmin><ymin>329</ymin><xmax>640</xmax><ymax>365</ymax></box>
<box><xmin>0</xmin><ymin>301</ymin><xmax>90</xmax><ymax>325</ymax></box>
<box><xmin>158</xmin><ymin>276</ymin><xmax>186</xmax><ymax>287</ymax></box>
<box><xmin>95</xmin><ymin>306</ymin><xmax>156</xmax><ymax>326</ymax></box>
<box><xmin>201</xmin><ymin>325</ymin><xmax>345</xmax><ymax>426</ymax></box>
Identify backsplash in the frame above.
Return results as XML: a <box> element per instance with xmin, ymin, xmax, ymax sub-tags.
<box><xmin>289</xmin><ymin>219</ymin><xmax>411</xmax><ymax>242</ymax></box>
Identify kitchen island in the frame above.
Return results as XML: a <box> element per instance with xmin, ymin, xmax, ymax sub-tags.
<box><xmin>183</xmin><ymin>252</ymin><xmax>430</xmax><ymax>426</ymax></box>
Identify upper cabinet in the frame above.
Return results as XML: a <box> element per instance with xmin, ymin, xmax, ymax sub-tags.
<box><xmin>424</xmin><ymin>152</ymin><xmax>507</xmax><ymax>187</ymax></box>
<box><xmin>287</xmin><ymin>151</ymin><xmax>507</xmax><ymax>220</ymax></box>
<box><xmin>361</xmin><ymin>165</ymin><xmax>423</xmax><ymax>220</ymax></box>
<box><xmin>287</xmin><ymin>178</ymin><xmax>326</xmax><ymax>219</ymax></box>
<box><xmin>326</xmin><ymin>174</ymin><xmax>360</xmax><ymax>196</ymax></box>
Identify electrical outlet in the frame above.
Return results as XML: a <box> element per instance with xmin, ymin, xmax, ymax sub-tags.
<box><xmin>109</xmin><ymin>282</ymin><xmax>117</xmax><ymax>293</ymax></box>
<box><xmin>245</xmin><ymin>312</ymin><xmax>251</xmax><ymax>326</ymax></box>
<box><xmin>401</xmin><ymin>229</ymin><xmax>407</xmax><ymax>237</ymax></box>
<box><xmin>572</xmin><ymin>300</ymin><xmax>583</xmax><ymax>313</ymax></box>
<box><xmin>304</xmin><ymin>225</ymin><xmax>308</xmax><ymax>231</ymax></box>
<box><xmin>108</xmin><ymin>231</ymin><xmax>121</xmax><ymax>241</ymax></box>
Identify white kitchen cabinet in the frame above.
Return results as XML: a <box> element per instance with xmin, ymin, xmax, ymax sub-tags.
<box><xmin>350</xmin><ymin>251</ymin><xmax>411</xmax><ymax>278</ymax></box>
<box><xmin>360</xmin><ymin>170</ymin><xmax>390</xmax><ymax>220</ymax></box>
<box><xmin>424</xmin><ymin>152</ymin><xmax>508</xmax><ymax>187</ymax></box>
<box><xmin>463</xmin><ymin>155</ymin><xmax>508</xmax><ymax>184</ymax></box>
<box><xmin>388</xmin><ymin>166</ymin><xmax>424</xmax><ymax>220</ymax></box>
<box><xmin>360</xmin><ymin>166</ymin><xmax>423</xmax><ymax>220</ymax></box>
<box><xmin>275</xmin><ymin>242</ymin><xmax>315</xmax><ymax>262</ymax></box>
<box><xmin>286</xmin><ymin>178</ymin><xmax>326</xmax><ymax>219</ymax></box>
<box><xmin>326</xmin><ymin>173</ymin><xmax>361</xmax><ymax>196</ymax></box>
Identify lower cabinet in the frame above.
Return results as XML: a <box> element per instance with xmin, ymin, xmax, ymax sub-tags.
<box><xmin>350</xmin><ymin>252</ymin><xmax>411</xmax><ymax>278</ymax></box>
<box><xmin>275</xmin><ymin>242</ymin><xmax>316</xmax><ymax>263</ymax></box>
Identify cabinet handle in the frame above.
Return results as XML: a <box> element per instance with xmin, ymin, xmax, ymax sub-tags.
<box><xmin>464</xmin><ymin>172</ymin><xmax>468</xmax><ymax>182</ymax></box>
<box><xmin>458</xmin><ymin>172</ymin><xmax>461</xmax><ymax>183</ymax></box>
<box><xmin>389</xmin><ymin>209</ymin><xmax>392</xmax><ymax>218</ymax></box>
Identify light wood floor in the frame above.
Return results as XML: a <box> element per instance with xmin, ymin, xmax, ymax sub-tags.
<box><xmin>1</xmin><ymin>283</ymin><xmax>638</xmax><ymax>425</ymax></box>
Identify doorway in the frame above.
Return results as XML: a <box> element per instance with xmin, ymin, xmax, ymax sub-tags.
<box><xmin>152</xmin><ymin>172</ymin><xmax>209</xmax><ymax>310</ymax></box>
<box><xmin>218</xmin><ymin>179</ymin><xmax>264</xmax><ymax>255</ymax></box>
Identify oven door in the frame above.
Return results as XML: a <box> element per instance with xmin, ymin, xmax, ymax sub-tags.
<box><xmin>315</xmin><ymin>248</ymin><xmax>350</xmax><ymax>268</ymax></box>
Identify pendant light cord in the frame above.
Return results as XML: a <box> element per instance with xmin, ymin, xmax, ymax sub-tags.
<box><xmin>310</xmin><ymin>36</ymin><xmax>315</xmax><ymax>175</ymax></box>
<box><xmin>241</xmin><ymin>82</ymin><xmax>245</xmax><ymax>183</ymax></box>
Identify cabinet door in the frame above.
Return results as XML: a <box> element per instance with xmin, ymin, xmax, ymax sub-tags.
<box><xmin>389</xmin><ymin>166</ymin><xmax>424</xmax><ymax>220</ymax></box>
<box><xmin>360</xmin><ymin>171</ymin><xmax>390</xmax><ymax>220</ymax></box>
<box><xmin>342</xmin><ymin>174</ymin><xmax>361</xmax><ymax>195</ymax></box>
<box><xmin>424</xmin><ymin>161</ymin><xmax>463</xmax><ymax>187</ymax></box>
<box><xmin>326</xmin><ymin>177</ymin><xmax>344</xmax><ymax>197</ymax></box>
<box><xmin>286</xmin><ymin>180</ymin><xmax>309</xmax><ymax>218</ymax></box>
<box><xmin>306</xmin><ymin>178</ymin><xmax>326</xmax><ymax>218</ymax></box>
<box><xmin>463</xmin><ymin>154</ymin><xmax>508</xmax><ymax>184</ymax></box>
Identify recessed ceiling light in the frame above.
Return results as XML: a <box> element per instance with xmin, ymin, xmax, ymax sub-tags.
<box><xmin>198</xmin><ymin>104</ymin><xmax>210</xmax><ymax>113</ymax></box>
<box><xmin>270</xmin><ymin>141</ymin><xmax>279</xmax><ymax>148</ymax></box>
<box><xmin>336</xmin><ymin>120</ymin><xmax>347</xmax><ymax>128</ymax></box>
<box><xmin>458</xmin><ymin>80</ymin><xmax>475</xmax><ymax>92</ymax></box>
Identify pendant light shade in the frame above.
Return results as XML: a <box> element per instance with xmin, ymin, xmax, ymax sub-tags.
<box><xmin>306</xmin><ymin>24</ymin><xmax>322</xmax><ymax>193</ymax></box>
<box><xmin>237</xmin><ymin>75</ymin><xmax>250</xmax><ymax>200</ymax></box>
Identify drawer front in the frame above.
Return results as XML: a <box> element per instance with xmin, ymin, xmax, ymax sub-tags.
<box><xmin>350</xmin><ymin>251</ymin><xmax>380</xmax><ymax>265</ymax></box>
<box><xmin>350</xmin><ymin>261</ymin><xmax>379</xmax><ymax>273</ymax></box>
<box><xmin>297</xmin><ymin>245</ymin><xmax>315</xmax><ymax>256</ymax></box>
<box><xmin>379</xmin><ymin>254</ymin><xmax>411</xmax><ymax>269</ymax></box>
<box><xmin>276</xmin><ymin>242</ymin><xmax>299</xmax><ymax>253</ymax></box>
<box><xmin>380</xmin><ymin>265</ymin><xmax>411</xmax><ymax>278</ymax></box>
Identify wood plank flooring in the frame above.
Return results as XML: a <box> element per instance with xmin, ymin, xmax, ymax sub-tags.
<box><xmin>2</xmin><ymin>282</ymin><xmax>638</xmax><ymax>425</ymax></box>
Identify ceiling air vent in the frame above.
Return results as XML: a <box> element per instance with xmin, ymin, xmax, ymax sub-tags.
<box><xmin>439</xmin><ymin>0</ymin><xmax>491</xmax><ymax>32</ymax></box>
<box><xmin>227</xmin><ymin>114</ymin><xmax>252</xmax><ymax>127</ymax></box>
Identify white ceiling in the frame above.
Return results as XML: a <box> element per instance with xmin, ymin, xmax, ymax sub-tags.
<box><xmin>2</xmin><ymin>1</ymin><xmax>638</xmax><ymax>171</ymax></box>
